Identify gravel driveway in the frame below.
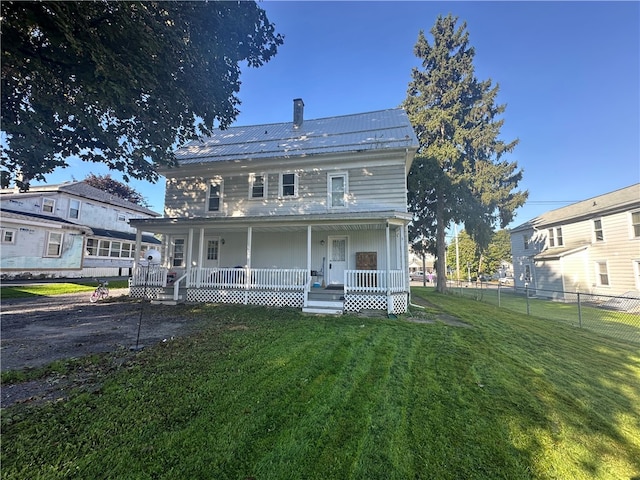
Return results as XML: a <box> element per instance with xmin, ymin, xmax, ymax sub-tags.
<box><xmin>1</xmin><ymin>290</ymin><xmax>199</xmax><ymax>372</ymax></box>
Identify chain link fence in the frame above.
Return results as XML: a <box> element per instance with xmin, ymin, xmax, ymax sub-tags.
<box><xmin>444</xmin><ymin>281</ymin><xmax>640</xmax><ymax>346</ymax></box>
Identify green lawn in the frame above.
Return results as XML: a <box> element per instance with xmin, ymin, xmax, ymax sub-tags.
<box><xmin>2</xmin><ymin>290</ymin><xmax>639</xmax><ymax>479</ymax></box>
<box><xmin>0</xmin><ymin>280</ymin><xmax>130</xmax><ymax>299</ymax></box>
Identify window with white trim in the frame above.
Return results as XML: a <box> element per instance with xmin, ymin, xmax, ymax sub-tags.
<box><xmin>523</xmin><ymin>234</ymin><xmax>531</xmax><ymax>250</ymax></box>
<box><xmin>207</xmin><ymin>239</ymin><xmax>219</xmax><ymax>260</ymax></box>
<box><xmin>631</xmin><ymin>211</ymin><xmax>640</xmax><ymax>238</ymax></box>
<box><xmin>86</xmin><ymin>238</ymin><xmax>134</xmax><ymax>258</ymax></box>
<box><xmin>208</xmin><ymin>181</ymin><xmax>223</xmax><ymax>211</ymax></box>
<box><xmin>69</xmin><ymin>199</ymin><xmax>80</xmax><ymax>219</ymax></box>
<box><xmin>595</xmin><ymin>261</ymin><xmax>609</xmax><ymax>286</ymax></box>
<box><xmin>45</xmin><ymin>231</ymin><xmax>63</xmax><ymax>257</ymax></box>
<box><xmin>594</xmin><ymin>219</ymin><xmax>604</xmax><ymax>242</ymax></box>
<box><xmin>116</xmin><ymin>212</ymin><xmax>127</xmax><ymax>222</ymax></box>
<box><xmin>634</xmin><ymin>260</ymin><xmax>640</xmax><ymax>290</ymax></box>
<box><xmin>547</xmin><ymin>227</ymin><xmax>564</xmax><ymax>248</ymax></box>
<box><xmin>279</xmin><ymin>172</ymin><xmax>298</xmax><ymax>197</ymax></box>
<box><xmin>328</xmin><ymin>173</ymin><xmax>347</xmax><ymax>208</ymax></box>
<box><xmin>2</xmin><ymin>228</ymin><xmax>16</xmax><ymax>244</ymax></box>
<box><xmin>42</xmin><ymin>198</ymin><xmax>55</xmax><ymax>213</ymax></box>
<box><xmin>249</xmin><ymin>174</ymin><xmax>266</xmax><ymax>199</ymax></box>
<box><xmin>172</xmin><ymin>238</ymin><xmax>185</xmax><ymax>267</ymax></box>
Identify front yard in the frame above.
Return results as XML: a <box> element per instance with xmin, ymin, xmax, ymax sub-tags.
<box><xmin>2</xmin><ymin>289</ymin><xmax>639</xmax><ymax>479</ymax></box>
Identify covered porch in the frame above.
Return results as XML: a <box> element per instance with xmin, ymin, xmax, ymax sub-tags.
<box><xmin>128</xmin><ymin>212</ymin><xmax>411</xmax><ymax>315</ymax></box>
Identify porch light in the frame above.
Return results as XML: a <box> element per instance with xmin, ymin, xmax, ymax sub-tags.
<box><xmin>320</xmin><ymin>240</ymin><xmax>325</xmax><ymax>246</ymax></box>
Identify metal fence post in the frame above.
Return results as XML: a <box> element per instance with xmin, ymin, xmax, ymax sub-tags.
<box><xmin>577</xmin><ymin>290</ymin><xmax>582</xmax><ymax>328</ymax></box>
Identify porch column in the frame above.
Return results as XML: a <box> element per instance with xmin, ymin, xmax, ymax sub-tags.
<box><xmin>385</xmin><ymin>221</ymin><xmax>392</xmax><ymax>314</ymax></box>
<box><xmin>186</xmin><ymin>228</ymin><xmax>194</xmax><ymax>287</ymax></box>
<box><xmin>245</xmin><ymin>227</ymin><xmax>252</xmax><ymax>305</ymax></box>
<box><xmin>305</xmin><ymin>225</ymin><xmax>312</xmax><ymax>307</ymax></box>
<box><xmin>134</xmin><ymin>229</ymin><xmax>142</xmax><ymax>270</ymax></box>
<box><xmin>197</xmin><ymin>228</ymin><xmax>205</xmax><ymax>288</ymax></box>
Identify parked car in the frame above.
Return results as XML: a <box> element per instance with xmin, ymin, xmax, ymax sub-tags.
<box><xmin>411</xmin><ymin>271</ymin><xmax>426</xmax><ymax>281</ymax></box>
<box><xmin>498</xmin><ymin>276</ymin><xmax>514</xmax><ymax>285</ymax></box>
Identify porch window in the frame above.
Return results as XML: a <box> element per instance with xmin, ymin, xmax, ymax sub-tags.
<box><xmin>250</xmin><ymin>174</ymin><xmax>266</xmax><ymax>199</ymax></box>
<box><xmin>328</xmin><ymin>173</ymin><xmax>347</xmax><ymax>208</ymax></box>
<box><xmin>596</xmin><ymin>261</ymin><xmax>609</xmax><ymax>286</ymax></box>
<box><xmin>207</xmin><ymin>239</ymin><xmax>219</xmax><ymax>260</ymax></box>
<box><xmin>42</xmin><ymin>198</ymin><xmax>55</xmax><ymax>213</ymax></box>
<box><xmin>99</xmin><ymin>240</ymin><xmax>110</xmax><ymax>257</ymax></box>
<box><xmin>69</xmin><ymin>199</ymin><xmax>80</xmax><ymax>219</ymax></box>
<box><xmin>172</xmin><ymin>238</ymin><xmax>185</xmax><ymax>267</ymax></box>
<box><xmin>45</xmin><ymin>231</ymin><xmax>63</xmax><ymax>257</ymax></box>
<box><xmin>2</xmin><ymin>228</ymin><xmax>16</xmax><ymax>244</ymax></box>
<box><xmin>631</xmin><ymin>211</ymin><xmax>640</xmax><ymax>238</ymax></box>
<box><xmin>109</xmin><ymin>241</ymin><xmax>122</xmax><ymax>257</ymax></box>
<box><xmin>208</xmin><ymin>182</ymin><xmax>223</xmax><ymax>211</ymax></box>
<box><xmin>594</xmin><ymin>219</ymin><xmax>604</xmax><ymax>242</ymax></box>
<box><xmin>280</xmin><ymin>172</ymin><xmax>298</xmax><ymax>197</ymax></box>
<box><xmin>86</xmin><ymin>238</ymin><xmax>97</xmax><ymax>256</ymax></box>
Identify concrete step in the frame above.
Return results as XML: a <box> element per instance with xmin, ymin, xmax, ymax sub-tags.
<box><xmin>307</xmin><ymin>299</ymin><xmax>343</xmax><ymax>309</ymax></box>
<box><xmin>151</xmin><ymin>299</ymin><xmax>181</xmax><ymax>306</ymax></box>
<box><xmin>302</xmin><ymin>306</ymin><xmax>343</xmax><ymax>315</ymax></box>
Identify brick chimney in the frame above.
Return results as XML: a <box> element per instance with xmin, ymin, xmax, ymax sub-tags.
<box><xmin>293</xmin><ymin>98</ymin><xmax>304</xmax><ymax>129</ymax></box>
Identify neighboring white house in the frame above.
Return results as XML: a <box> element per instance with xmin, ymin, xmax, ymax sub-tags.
<box><xmin>128</xmin><ymin>100</ymin><xmax>419</xmax><ymax>315</ymax></box>
<box><xmin>0</xmin><ymin>181</ymin><xmax>161</xmax><ymax>279</ymax></box>
<box><xmin>510</xmin><ymin>183</ymin><xmax>640</xmax><ymax>298</ymax></box>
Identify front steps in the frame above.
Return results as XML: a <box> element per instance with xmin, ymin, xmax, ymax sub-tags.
<box><xmin>302</xmin><ymin>287</ymin><xmax>344</xmax><ymax>315</ymax></box>
<box><xmin>150</xmin><ymin>287</ymin><xmax>186</xmax><ymax>306</ymax></box>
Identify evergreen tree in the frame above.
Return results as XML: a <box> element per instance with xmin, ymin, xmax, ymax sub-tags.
<box><xmin>403</xmin><ymin>14</ymin><xmax>527</xmax><ymax>293</ymax></box>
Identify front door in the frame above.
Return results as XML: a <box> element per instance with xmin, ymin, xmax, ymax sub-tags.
<box><xmin>171</xmin><ymin>237</ymin><xmax>185</xmax><ymax>267</ymax></box>
<box><xmin>327</xmin><ymin>236</ymin><xmax>348</xmax><ymax>285</ymax></box>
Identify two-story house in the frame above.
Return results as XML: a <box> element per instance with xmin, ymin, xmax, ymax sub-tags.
<box><xmin>510</xmin><ymin>183</ymin><xmax>640</xmax><ymax>299</ymax></box>
<box><xmin>128</xmin><ymin>100</ymin><xmax>419</xmax><ymax>315</ymax></box>
<box><xmin>0</xmin><ymin>181</ymin><xmax>161</xmax><ymax>279</ymax></box>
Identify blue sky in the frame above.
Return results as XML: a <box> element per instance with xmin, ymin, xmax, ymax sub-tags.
<box><xmin>39</xmin><ymin>1</ymin><xmax>639</xmax><ymax>229</ymax></box>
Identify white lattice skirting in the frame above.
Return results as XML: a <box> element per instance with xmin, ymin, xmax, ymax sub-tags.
<box><xmin>187</xmin><ymin>289</ymin><xmax>304</xmax><ymax>308</ymax></box>
<box><xmin>130</xmin><ymin>286</ymin><xmax>164</xmax><ymax>299</ymax></box>
<box><xmin>344</xmin><ymin>293</ymin><xmax>408</xmax><ymax>315</ymax></box>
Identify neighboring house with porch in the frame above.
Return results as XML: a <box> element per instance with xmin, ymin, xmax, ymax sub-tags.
<box><xmin>128</xmin><ymin>100</ymin><xmax>419</xmax><ymax>315</ymax></box>
<box><xmin>0</xmin><ymin>181</ymin><xmax>161</xmax><ymax>279</ymax></box>
<box><xmin>510</xmin><ymin>183</ymin><xmax>640</xmax><ymax>299</ymax></box>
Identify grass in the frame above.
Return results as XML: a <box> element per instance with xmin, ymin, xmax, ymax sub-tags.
<box><xmin>0</xmin><ymin>280</ymin><xmax>130</xmax><ymax>299</ymax></box>
<box><xmin>1</xmin><ymin>291</ymin><xmax>639</xmax><ymax>479</ymax></box>
<box><xmin>449</xmin><ymin>284</ymin><xmax>640</xmax><ymax>345</ymax></box>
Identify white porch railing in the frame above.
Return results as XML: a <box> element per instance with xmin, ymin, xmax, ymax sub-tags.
<box><xmin>189</xmin><ymin>267</ymin><xmax>307</xmax><ymax>290</ymax></box>
<box><xmin>131</xmin><ymin>265</ymin><xmax>167</xmax><ymax>287</ymax></box>
<box><xmin>344</xmin><ymin>270</ymin><xmax>406</xmax><ymax>293</ymax></box>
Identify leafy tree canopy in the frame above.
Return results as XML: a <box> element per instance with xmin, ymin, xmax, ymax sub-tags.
<box><xmin>82</xmin><ymin>173</ymin><xmax>148</xmax><ymax>207</ymax></box>
<box><xmin>1</xmin><ymin>1</ymin><xmax>283</xmax><ymax>190</ymax></box>
<box><xmin>403</xmin><ymin>14</ymin><xmax>527</xmax><ymax>292</ymax></box>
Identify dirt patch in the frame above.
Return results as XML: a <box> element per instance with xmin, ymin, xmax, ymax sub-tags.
<box><xmin>406</xmin><ymin>295</ymin><xmax>472</xmax><ymax>328</ymax></box>
<box><xmin>1</xmin><ymin>290</ymin><xmax>203</xmax><ymax>407</ymax></box>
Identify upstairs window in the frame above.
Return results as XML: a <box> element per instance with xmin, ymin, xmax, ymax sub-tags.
<box><xmin>69</xmin><ymin>199</ymin><xmax>80</xmax><ymax>219</ymax></box>
<box><xmin>42</xmin><ymin>198</ymin><xmax>55</xmax><ymax>213</ymax></box>
<box><xmin>631</xmin><ymin>211</ymin><xmax>640</xmax><ymax>238</ymax></box>
<box><xmin>208</xmin><ymin>181</ymin><xmax>223</xmax><ymax>212</ymax></box>
<box><xmin>594</xmin><ymin>219</ymin><xmax>604</xmax><ymax>242</ymax></box>
<box><xmin>523</xmin><ymin>234</ymin><xmax>531</xmax><ymax>250</ymax></box>
<box><xmin>117</xmin><ymin>212</ymin><xmax>127</xmax><ymax>222</ymax></box>
<box><xmin>45</xmin><ymin>232</ymin><xmax>63</xmax><ymax>257</ymax></box>
<box><xmin>328</xmin><ymin>173</ymin><xmax>347</xmax><ymax>208</ymax></box>
<box><xmin>250</xmin><ymin>174</ymin><xmax>266</xmax><ymax>199</ymax></box>
<box><xmin>280</xmin><ymin>173</ymin><xmax>298</xmax><ymax>197</ymax></box>
<box><xmin>548</xmin><ymin>227</ymin><xmax>564</xmax><ymax>248</ymax></box>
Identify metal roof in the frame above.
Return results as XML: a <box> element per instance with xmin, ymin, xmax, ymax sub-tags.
<box><xmin>174</xmin><ymin>108</ymin><xmax>419</xmax><ymax>164</ymax></box>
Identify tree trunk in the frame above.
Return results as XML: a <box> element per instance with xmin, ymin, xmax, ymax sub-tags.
<box><xmin>435</xmin><ymin>190</ymin><xmax>447</xmax><ymax>293</ymax></box>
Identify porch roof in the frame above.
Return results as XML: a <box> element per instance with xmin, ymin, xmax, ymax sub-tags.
<box><xmin>129</xmin><ymin>210</ymin><xmax>412</xmax><ymax>234</ymax></box>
